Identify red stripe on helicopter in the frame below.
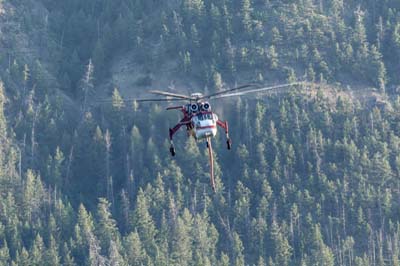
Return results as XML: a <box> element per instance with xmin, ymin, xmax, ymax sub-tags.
<box><xmin>196</xmin><ymin>125</ymin><xmax>216</xmax><ymax>129</ymax></box>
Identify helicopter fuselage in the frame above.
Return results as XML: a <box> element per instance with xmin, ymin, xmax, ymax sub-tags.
<box><xmin>190</xmin><ymin>111</ymin><xmax>218</xmax><ymax>140</ymax></box>
<box><xmin>143</xmin><ymin>83</ymin><xmax>302</xmax><ymax>191</ymax></box>
<box><xmin>167</xmin><ymin>100</ymin><xmax>229</xmax><ymax>143</ymax></box>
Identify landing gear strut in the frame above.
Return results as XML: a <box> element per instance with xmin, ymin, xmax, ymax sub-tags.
<box><xmin>170</xmin><ymin>145</ymin><xmax>176</xmax><ymax>156</ymax></box>
<box><xmin>217</xmin><ymin>120</ymin><xmax>232</xmax><ymax>151</ymax></box>
<box><xmin>226</xmin><ymin>138</ymin><xmax>232</xmax><ymax>150</ymax></box>
<box><xmin>168</xmin><ymin>118</ymin><xmax>191</xmax><ymax>157</ymax></box>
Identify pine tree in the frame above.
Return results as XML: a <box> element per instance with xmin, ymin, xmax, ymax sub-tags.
<box><xmin>250</xmin><ymin>216</ymin><xmax>267</xmax><ymax>261</ymax></box>
<box><xmin>221</xmin><ymin>4</ymin><xmax>233</xmax><ymax>36</ymax></box>
<box><xmin>108</xmin><ymin>240</ymin><xmax>127</xmax><ymax>266</ymax></box>
<box><xmin>192</xmin><ymin>213</ymin><xmax>218</xmax><ymax>265</ymax></box>
<box><xmin>234</xmin><ymin>181</ymin><xmax>251</xmax><ymax>236</ymax></box>
<box><xmin>353</xmin><ymin>7</ymin><xmax>367</xmax><ymax>47</ymax></box>
<box><xmin>368</xmin><ymin>45</ymin><xmax>386</xmax><ymax>91</ymax></box>
<box><xmin>14</xmin><ymin>248</ymin><xmax>30</xmax><ymax>266</ymax></box>
<box><xmin>153</xmin><ymin>212</ymin><xmax>169</xmax><ymax>266</ymax></box>
<box><xmin>258</xmin><ymin>256</ymin><xmax>266</xmax><ymax>266</ymax></box>
<box><xmin>212</xmin><ymin>71</ymin><xmax>223</xmax><ymax>92</ymax></box>
<box><xmin>241</xmin><ymin>0</ymin><xmax>252</xmax><ymax>34</ymax></box>
<box><xmin>306</xmin><ymin>64</ymin><xmax>316</xmax><ymax>82</ymax></box>
<box><xmin>23</xmin><ymin>170</ymin><xmax>45</xmax><ymax>222</ymax></box>
<box><xmin>0</xmin><ymin>241</ymin><xmax>10</xmax><ymax>266</ymax></box>
<box><xmin>306</xmin><ymin>224</ymin><xmax>334</xmax><ymax>266</ymax></box>
<box><xmin>112</xmin><ymin>88</ymin><xmax>125</xmax><ymax>111</ymax></box>
<box><xmin>0</xmin><ymin>81</ymin><xmax>8</xmax><ymax>182</ymax></box>
<box><xmin>96</xmin><ymin>198</ymin><xmax>120</xmax><ymax>253</ymax></box>
<box><xmin>131</xmin><ymin>189</ymin><xmax>157</xmax><ymax>255</ymax></box>
<box><xmin>123</xmin><ymin>231</ymin><xmax>147</xmax><ymax>266</ymax></box>
<box><xmin>393</xmin><ymin>22</ymin><xmax>400</xmax><ymax>47</ymax></box>
<box><xmin>266</xmin><ymin>46</ymin><xmax>278</xmax><ymax>70</ymax></box>
<box><xmin>30</xmin><ymin>234</ymin><xmax>45</xmax><ymax>266</ymax></box>
<box><xmin>182</xmin><ymin>51</ymin><xmax>192</xmax><ymax>73</ymax></box>
<box><xmin>270</xmin><ymin>221</ymin><xmax>292</xmax><ymax>266</ymax></box>
<box><xmin>48</xmin><ymin>146</ymin><xmax>65</xmax><ymax>188</ymax></box>
<box><xmin>232</xmin><ymin>232</ymin><xmax>245</xmax><ymax>266</ymax></box>
<box><xmin>61</xmin><ymin>243</ymin><xmax>76</xmax><ymax>266</ymax></box>
<box><xmin>190</xmin><ymin>24</ymin><xmax>200</xmax><ymax>49</ymax></box>
<box><xmin>219</xmin><ymin>252</ymin><xmax>230</xmax><ymax>266</ymax></box>
<box><xmin>171</xmin><ymin>209</ymin><xmax>193</xmax><ymax>266</ymax></box>
<box><xmin>183</xmin><ymin>0</ymin><xmax>205</xmax><ymax>22</ymax></box>
<box><xmin>271</xmin><ymin>27</ymin><xmax>282</xmax><ymax>46</ymax></box>
<box><xmin>80</xmin><ymin>59</ymin><xmax>94</xmax><ymax>113</ymax></box>
<box><xmin>44</xmin><ymin>236</ymin><xmax>61</xmax><ymax>266</ymax></box>
<box><xmin>74</xmin><ymin>204</ymin><xmax>103</xmax><ymax>264</ymax></box>
<box><xmin>210</xmin><ymin>4</ymin><xmax>221</xmax><ymax>32</ymax></box>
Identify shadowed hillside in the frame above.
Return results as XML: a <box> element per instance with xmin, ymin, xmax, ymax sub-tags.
<box><xmin>0</xmin><ymin>0</ymin><xmax>400</xmax><ymax>265</ymax></box>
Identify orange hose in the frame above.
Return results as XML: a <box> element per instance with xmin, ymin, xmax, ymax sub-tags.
<box><xmin>207</xmin><ymin>137</ymin><xmax>215</xmax><ymax>191</ymax></box>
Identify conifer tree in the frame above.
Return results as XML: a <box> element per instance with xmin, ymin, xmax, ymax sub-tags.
<box><xmin>30</xmin><ymin>234</ymin><xmax>45</xmax><ymax>266</ymax></box>
<box><xmin>112</xmin><ymin>88</ymin><xmax>125</xmax><ymax>111</ymax></box>
<box><xmin>96</xmin><ymin>198</ymin><xmax>120</xmax><ymax>253</ymax></box>
<box><xmin>80</xmin><ymin>59</ymin><xmax>94</xmax><ymax>113</ymax></box>
<box><xmin>0</xmin><ymin>241</ymin><xmax>10</xmax><ymax>266</ymax></box>
<box><xmin>241</xmin><ymin>0</ymin><xmax>252</xmax><ymax>34</ymax></box>
<box><xmin>270</xmin><ymin>221</ymin><xmax>292</xmax><ymax>266</ymax></box>
<box><xmin>23</xmin><ymin>170</ymin><xmax>45</xmax><ymax>222</ymax></box>
<box><xmin>171</xmin><ymin>209</ymin><xmax>193</xmax><ymax>266</ymax></box>
<box><xmin>212</xmin><ymin>71</ymin><xmax>223</xmax><ymax>92</ymax></box>
<box><xmin>61</xmin><ymin>243</ymin><xmax>76</xmax><ymax>266</ymax></box>
<box><xmin>219</xmin><ymin>252</ymin><xmax>230</xmax><ymax>266</ymax></box>
<box><xmin>132</xmin><ymin>189</ymin><xmax>157</xmax><ymax>255</ymax></box>
<box><xmin>44</xmin><ymin>236</ymin><xmax>61</xmax><ymax>266</ymax></box>
<box><xmin>14</xmin><ymin>248</ymin><xmax>30</xmax><ymax>266</ymax></box>
<box><xmin>306</xmin><ymin>224</ymin><xmax>334</xmax><ymax>266</ymax></box>
<box><xmin>108</xmin><ymin>240</ymin><xmax>127</xmax><ymax>266</ymax></box>
<box><xmin>232</xmin><ymin>232</ymin><xmax>245</xmax><ymax>266</ymax></box>
<box><xmin>266</xmin><ymin>45</ymin><xmax>278</xmax><ymax>70</ymax></box>
<box><xmin>123</xmin><ymin>231</ymin><xmax>147</xmax><ymax>266</ymax></box>
<box><xmin>0</xmin><ymin>81</ymin><xmax>6</xmax><ymax>141</ymax></box>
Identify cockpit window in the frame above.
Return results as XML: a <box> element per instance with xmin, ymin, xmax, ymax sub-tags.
<box><xmin>197</xmin><ymin>113</ymin><xmax>213</xmax><ymax>120</ymax></box>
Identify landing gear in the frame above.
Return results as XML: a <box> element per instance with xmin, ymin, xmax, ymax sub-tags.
<box><xmin>226</xmin><ymin>138</ymin><xmax>231</xmax><ymax>150</ymax></box>
<box><xmin>170</xmin><ymin>145</ymin><xmax>176</xmax><ymax>156</ymax></box>
<box><xmin>168</xmin><ymin>118</ymin><xmax>191</xmax><ymax>157</ymax></box>
<box><xmin>217</xmin><ymin>120</ymin><xmax>232</xmax><ymax>151</ymax></box>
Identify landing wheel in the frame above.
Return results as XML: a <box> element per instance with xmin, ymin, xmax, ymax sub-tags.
<box><xmin>170</xmin><ymin>146</ymin><xmax>176</xmax><ymax>156</ymax></box>
<box><xmin>206</xmin><ymin>141</ymin><xmax>209</xmax><ymax>148</ymax></box>
<box><xmin>226</xmin><ymin>139</ymin><xmax>232</xmax><ymax>150</ymax></box>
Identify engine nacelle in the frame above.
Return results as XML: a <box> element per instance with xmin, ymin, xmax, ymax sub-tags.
<box><xmin>202</xmin><ymin>102</ymin><xmax>211</xmax><ymax>111</ymax></box>
<box><xmin>190</xmin><ymin>103</ymin><xmax>199</xmax><ymax>113</ymax></box>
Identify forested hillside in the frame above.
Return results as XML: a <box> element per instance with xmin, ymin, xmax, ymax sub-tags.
<box><xmin>1</xmin><ymin>0</ymin><xmax>400</xmax><ymax>265</ymax></box>
<box><xmin>39</xmin><ymin>0</ymin><xmax>400</xmax><ymax>92</ymax></box>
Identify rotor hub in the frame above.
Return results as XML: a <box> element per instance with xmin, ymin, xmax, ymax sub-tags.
<box><xmin>190</xmin><ymin>92</ymin><xmax>203</xmax><ymax>100</ymax></box>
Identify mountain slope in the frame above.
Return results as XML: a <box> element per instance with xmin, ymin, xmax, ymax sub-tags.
<box><xmin>0</xmin><ymin>0</ymin><xmax>400</xmax><ymax>265</ymax></box>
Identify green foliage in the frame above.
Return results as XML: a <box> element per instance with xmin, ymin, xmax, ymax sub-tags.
<box><xmin>1</xmin><ymin>0</ymin><xmax>400</xmax><ymax>265</ymax></box>
<box><xmin>21</xmin><ymin>0</ymin><xmax>398</xmax><ymax>89</ymax></box>
<box><xmin>111</xmin><ymin>88</ymin><xmax>125</xmax><ymax>110</ymax></box>
<box><xmin>3</xmin><ymin>80</ymin><xmax>400</xmax><ymax>264</ymax></box>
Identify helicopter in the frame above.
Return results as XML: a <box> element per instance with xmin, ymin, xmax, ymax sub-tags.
<box><xmin>122</xmin><ymin>82</ymin><xmax>305</xmax><ymax>191</ymax></box>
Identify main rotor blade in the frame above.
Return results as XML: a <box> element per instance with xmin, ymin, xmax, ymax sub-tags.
<box><xmin>212</xmin><ymin>82</ymin><xmax>305</xmax><ymax>99</ymax></box>
<box><xmin>95</xmin><ymin>97</ymin><xmax>185</xmax><ymax>103</ymax></box>
<box><xmin>200</xmin><ymin>84</ymin><xmax>258</xmax><ymax>100</ymax></box>
<box><xmin>148</xmin><ymin>90</ymin><xmax>193</xmax><ymax>100</ymax></box>
<box><xmin>134</xmin><ymin>98</ymin><xmax>186</xmax><ymax>102</ymax></box>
